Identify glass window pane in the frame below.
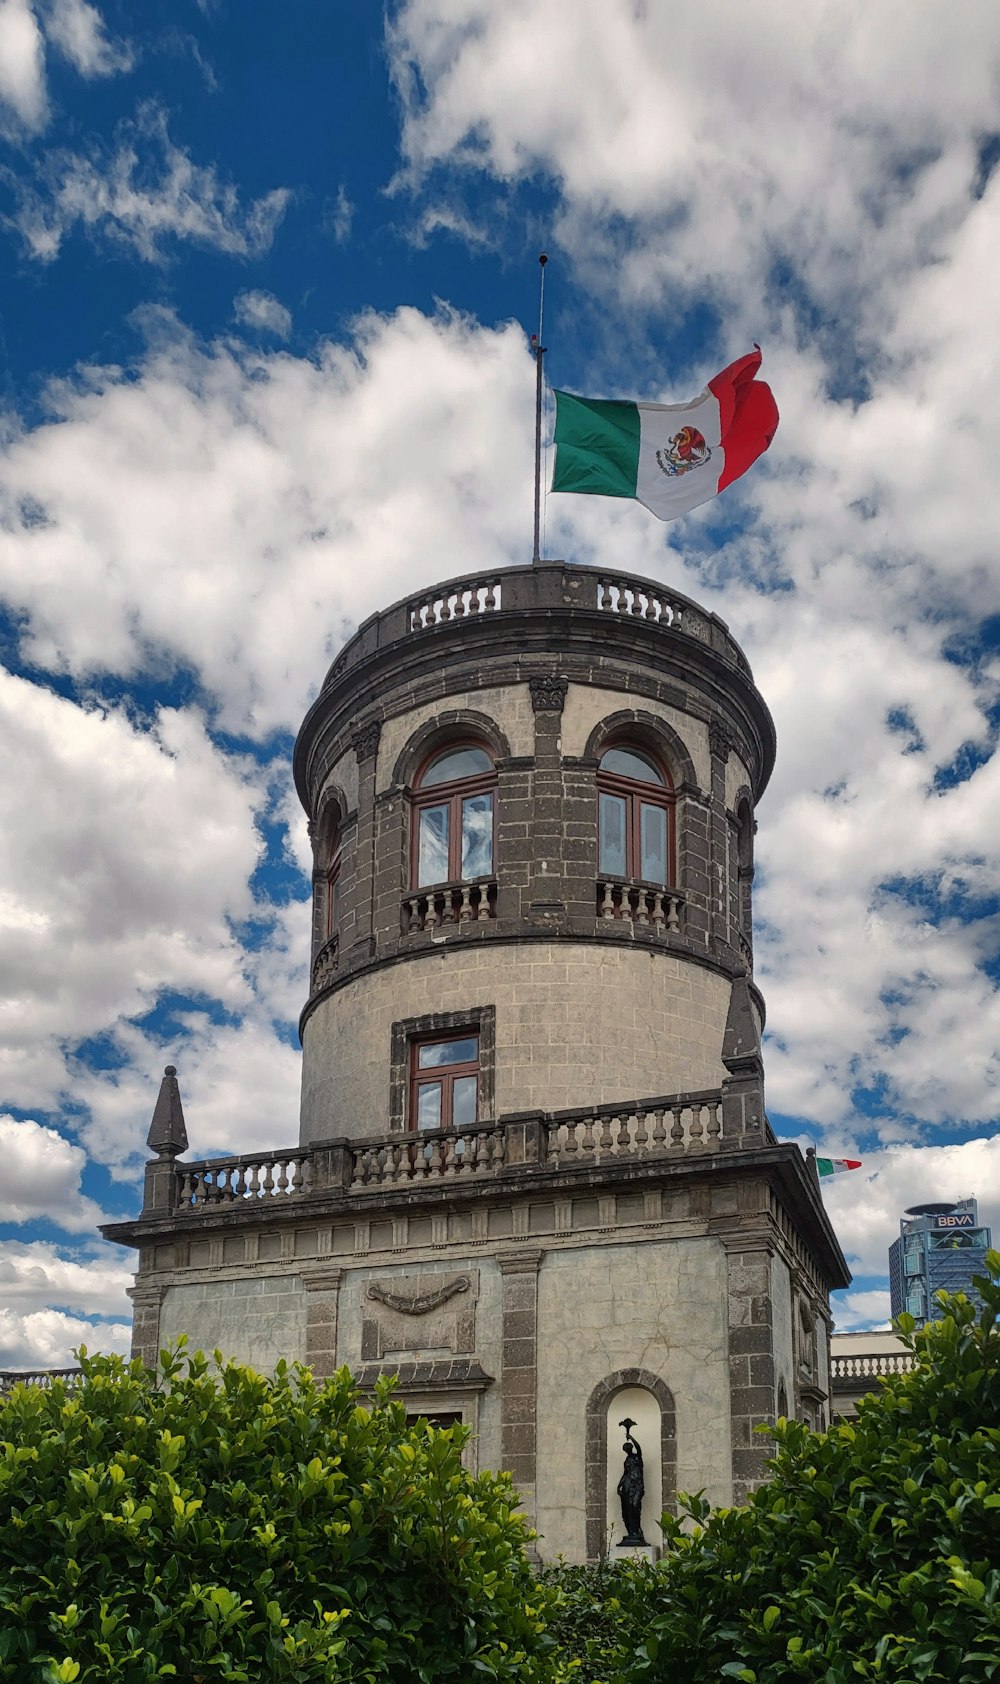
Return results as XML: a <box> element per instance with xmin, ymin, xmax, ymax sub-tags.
<box><xmin>599</xmin><ymin>792</ymin><xmax>627</xmax><ymax>876</ymax></box>
<box><xmin>599</xmin><ymin>746</ymin><xmax>664</xmax><ymax>785</ymax></box>
<box><xmin>461</xmin><ymin>792</ymin><xmax>494</xmax><ymax>878</ymax></box>
<box><xmin>416</xmin><ymin>1083</ymin><xmax>442</xmax><ymax>1130</ymax></box>
<box><xmin>417</xmin><ymin>804</ymin><xmax>450</xmax><ymax>886</ymax></box>
<box><xmin>640</xmin><ymin>802</ymin><xmax>667</xmax><ymax>884</ymax></box>
<box><xmin>452</xmin><ymin>1075</ymin><xmax>478</xmax><ymax>1126</ymax></box>
<box><xmin>420</xmin><ymin>746</ymin><xmax>493</xmax><ymax>787</ymax></box>
<box><xmin>418</xmin><ymin>1036</ymin><xmax>478</xmax><ymax>1069</ymax></box>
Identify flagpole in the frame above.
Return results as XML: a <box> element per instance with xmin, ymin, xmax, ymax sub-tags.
<box><xmin>532</xmin><ymin>253</ymin><xmax>548</xmax><ymax>565</ymax></box>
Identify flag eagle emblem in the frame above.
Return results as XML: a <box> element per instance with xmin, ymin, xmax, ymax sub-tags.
<box><xmin>656</xmin><ymin>425</ymin><xmax>711</xmax><ymax>478</ymax></box>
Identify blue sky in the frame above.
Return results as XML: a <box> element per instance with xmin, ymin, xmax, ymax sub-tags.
<box><xmin>2</xmin><ymin>0</ymin><xmax>999</xmax><ymax>1364</ymax></box>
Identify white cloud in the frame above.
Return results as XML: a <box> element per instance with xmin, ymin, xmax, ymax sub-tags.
<box><xmin>234</xmin><ymin>288</ymin><xmax>292</xmax><ymax>338</ymax></box>
<box><xmin>0</xmin><ymin>1307</ymin><xmax>131</xmax><ymax>1367</ymax></box>
<box><xmin>42</xmin><ymin>0</ymin><xmax>130</xmax><ymax>78</ymax></box>
<box><xmin>0</xmin><ymin>668</ymin><xmax>266</xmax><ymax>1110</ymax></box>
<box><xmin>0</xmin><ymin>1114</ymin><xmax>107</xmax><ymax>1230</ymax></box>
<box><xmin>12</xmin><ymin>103</ymin><xmax>290</xmax><ymax>263</ymax></box>
<box><xmin>0</xmin><ymin>1237</ymin><xmax>132</xmax><ymax>1317</ymax></box>
<box><xmin>325</xmin><ymin>183</ymin><xmax>353</xmax><ymax>245</ymax></box>
<box><xmin>831</xmin><ymin>1290</ymin><xmax>892</xmax><ymax>1333</ymax></box>
<box><xmin>0</xmin><ymin>0</ymin><xmax>47</xmax><ymax>131</ymax></box>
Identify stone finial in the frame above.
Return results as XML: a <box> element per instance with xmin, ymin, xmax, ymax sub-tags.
<box><xmin>146</xmin><ymin>1065</ymin><xmax>188</xmax><ymax>1158</ymax></box>
<box><xmin>529</xmin><ymin>674</ymin><xmax>569</xmax><ymax>714</ymax></box>
<box><xmin>722</xmin><ymin>976</ymin><xmax>761</xmax><ymax>1070</ymax></box>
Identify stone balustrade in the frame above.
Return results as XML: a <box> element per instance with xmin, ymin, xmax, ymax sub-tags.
<box><xmin>353</xmin><ymin>1121</ymin><xmax>508</xmax><ymax>1186</ymax></box>
<box><xmin>151</xmin><ymin>1085</ymin><xmax>780</xmax><ymax>1217</ymax></box>
<box><xmin>317</xmin><ymin>561</ymin><xmax>746</xmax><ymax>696</ymax></box>
<box><xmin>402</xmin><ymin>877</ymin><xmax>497</xmax><ymax>932</ymax></box>
<box><xmin>311</xmin><ymin>933</ymin><xmax>339</xmax><ymax>993</ymax></box>
<box><xmin>0</xmin><ymin>1367</ymin><xmax>81</xmax><ymax>1393</ymax></box>
<box><xmin>407</xmin><ymin>577</ymin><xmax>503</xmax><ymax>631</ymax></box>
<box><xmin>177</xmin><ymin>1150</ymin><xmax>312</xmax><ymax>1207</ymax></box>
<box><xmin>830</xmin><ymin>1352</ymin><xmax>915</xmax><ymax>1381</ymax></box>
<box><xmin>545</xmin><ymin>1093</ymin><xmax>722</xmax><ymax>1162</ymax></box>
<box><xmin>597</xmin><ymin>878</ymin><xmax>682</xmax><ymax>931</ymax></box>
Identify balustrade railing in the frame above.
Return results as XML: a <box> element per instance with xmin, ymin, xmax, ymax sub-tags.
<box><xmin>597</xmin><ymin>878</ymin><xmax>682</xmax><ymax>931</ymax></box>
<box><xmin>177</xmin><ymin>1150</ymin><xmax>311</xmax><ymax>1207</ymax></box>
<box><xmin>545</xmin><ymin>1093</ymin><xmax>722</xmax><ymax>1163</ymax></box>
<box><xmin>408</xmin><ymin>578</ymin><xmax>503</xmax><ymax>631</ymax></box>
<box><xmin>0</xmin><ymin>1368</ymin><xmax>81</xmax><ymax>1393</ymax></box>
<box><xmin>353</xmin><ymin>1122</ymin><xmax>508</xmax><ymax>1187</ymax></box>
<box><xmin>311</xmin><ymin>933</ymin><xmax>339</xmax><ymax>993</ymax></box>
<box><xmin>596</xmin><ymin>575</ymin><xmax>685</xmax><ymax>627</ymax></box>
<box><xmin>831</xmin><ymin>1352</ymin><xmax>915</xmax><ymax>1382</ymax></box>
<box><xmin>154</xmin><ymin>1084</ymin><xmax>764</xmax><ymax>1216</ymax></box>
<box><xmin>403</xmin><ymin>878</ymin><xmax>497</xmax><ymax>932</ymax></box>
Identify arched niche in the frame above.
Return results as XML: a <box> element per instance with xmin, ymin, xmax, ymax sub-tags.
<box><xmin>585</xmin><ymin>1368</ymin><xmax>677</xmax><ymax>1561</ymax></box>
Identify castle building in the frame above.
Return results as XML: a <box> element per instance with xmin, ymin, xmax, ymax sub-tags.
<box><xmin>888</xmin><ymin>1199</ymin><xmax>992</xmax><ymax>1327</ymax></box>
<box><xmin>104</xmin><ymin>560</ymin><xmax>849</xmax><ymax>1562</ymax></box>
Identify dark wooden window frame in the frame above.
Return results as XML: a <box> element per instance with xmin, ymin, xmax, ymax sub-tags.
<box><xmin>596</xmin><ymin>746</ymin><xmax>676</xmax><ymax>884</ymax></box>
<box><xmin>409</xmin><ymin>1032</ymin><xmax>480</xmax><ymax>1133</ymax></box>
<box><xmin>389</xmin><ymin>1006</ymin><xmax>496</xmax><ymax>1134</ymax></box>
<box><xmin>410</xmin><ymin>741</ymin><xmax>497</xmax><ymax>889</ymax></box>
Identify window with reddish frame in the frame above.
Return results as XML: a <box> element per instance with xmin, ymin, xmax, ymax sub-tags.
<box><xmin>596</xmin><ymin>743</ymin><xmax>675</xmax><ymax>884</ymax></box>
<box><xmin>409</xmin><ymin>1032</ymin><xmax>480</xmax><ymax>1132</ymax></box>
<box><xmin>411</xmin><ymin>743</ymin><xmax>496</xmax><ymax>889</ymax></box>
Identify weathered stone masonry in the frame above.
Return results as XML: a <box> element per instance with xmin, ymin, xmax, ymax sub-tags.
<box><xmin>105</xmin><ymin>560</ymin><xmax>849</xmax><ymax>1562</ymax></box>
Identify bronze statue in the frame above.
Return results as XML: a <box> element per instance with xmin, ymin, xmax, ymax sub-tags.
<box><xmin>616</xmin><ymin>1417</ymin><xmax>647</xmax><ymax>1546</ymax></box>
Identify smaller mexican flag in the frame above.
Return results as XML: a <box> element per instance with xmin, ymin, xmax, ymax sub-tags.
<box><xmin>817</xmin><ymin>1157</ymin><xmax>862</xmax><ymax>1178</ymax></box>
<box><xmin>551</xmin><ymin>347</ymin><xmax>778</xmax><ymax>522</ymax></box>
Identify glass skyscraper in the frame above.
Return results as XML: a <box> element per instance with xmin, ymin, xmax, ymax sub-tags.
<box><xmin>888</xmin><ymin>1198</ymin><xmax>993</xmax><ymax>1326</ymax></box>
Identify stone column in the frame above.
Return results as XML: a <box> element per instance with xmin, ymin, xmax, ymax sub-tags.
<box><xmin>498</xmin><ymin>1248</ymin><xmax>544</xmax><ymax>1536</ymax></box>
<box><xmin>725</xmin><ymin>1241</ymin><xmax>776</xmax><ymax>1503</ymax></box>
<box><xmin>677</xmin><ymin>782</ymin><xmax>711</xmax><ymax>947</ymax></box>
<box><xmin>527</xmin><ymin>676</ymin><xmax>568</xmax><ymax>926</ymax></box>
<box><xmin>348</xmin><ymin>717</ymin><xmax>381</xmax><ymax>960</ymax></box>
<box><xmin>302</xmin><ymin>1267</ymin><xmax>344</xmax><ymax>1379</ymax></box>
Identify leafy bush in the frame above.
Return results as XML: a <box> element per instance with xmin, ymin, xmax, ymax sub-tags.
<box><xmin>0</xmin><ymin>1343</ymin><xmax>559</xmax><ymax>1683</ymax></box>
<box><xmin>537</xmin><ymin>1558</ymin><xmax>661</xmax><ymax>1684</ymax></box>
<box><xmin>625</xmin><ymin>1255</ymin><xmax>1000</xmax><ymax>1684</ymax></box>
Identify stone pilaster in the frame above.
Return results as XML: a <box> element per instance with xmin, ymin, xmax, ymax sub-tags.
<box><xmin>498</xmin><ymin>1248</ymin><xmax>544</xmax><ymax>1535</ymax></box>
<box><xmin>725</xmin><ymin>1241</ymin><xmax>776</xmax><ymax>1503</ymax></box>
<box><xmin>348</xmin><ymin>717</ymin><xmax>381</xmax><ymax>956</ymax></box>
<box><xmin>302</xmin><ymin>1267</ymin><xmax>344</xmax><ymax>1379</ymax></box>
<box><xmin>527</xmin><ymin>676</ymin><xmax>568</xmax><ymax>923</ymax></box>
<box><xmin>128</xmin><ymin>1280</ymin><xmax>165</xmax><ymax>1370</ymax></box>
<box><xmin>708</xmin><ymin>719</ymin><xmax>735</xmax><ymax>948</ymax></box>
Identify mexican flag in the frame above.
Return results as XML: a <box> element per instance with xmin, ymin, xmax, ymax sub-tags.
<box><xmin>817</xmin><ymin>1157</ymin><xmax>862</xmax><ymax>1178</ymax></box>
<box><xmin>551</xmin><ymin>348</ymin><xmax>778</xmax><ymax>522</ymax></box>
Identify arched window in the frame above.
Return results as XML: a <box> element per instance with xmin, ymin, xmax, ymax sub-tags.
<box><xmin>325</xmin><ymin>833</ymin><xmax>342</xmax><ymax>940</ymax></box>
<box><xmin>597</xmin><ymin>744</ymin><xmax>674</xmax><ymax>884</ymax></box>
<box><xmin>412</xmin><ymin>743</ymin><xmax>496</xmax><ymax>888</ymax></box>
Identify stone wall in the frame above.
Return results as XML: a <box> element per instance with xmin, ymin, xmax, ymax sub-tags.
<box><xmin>300</xmin><ymin>940</ymin><xmax>733</xmax><ymax>1143</ymax></box>
<box><xmin>158</xmin><ymin>1275</ymin><xmax>307</xmax><ymax>1372</ymax></box>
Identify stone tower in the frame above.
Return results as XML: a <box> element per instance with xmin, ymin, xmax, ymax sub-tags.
<box><xmin>105</xmin><ymin>560</ymin><xmax>849</xmax><ymax>1562</ymax></box>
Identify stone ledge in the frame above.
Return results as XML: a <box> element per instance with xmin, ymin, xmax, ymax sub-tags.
<box><xmin>352</xmin><ymin>1358</ymin><xmax>495</xmax><ymax>1393</ymax></box>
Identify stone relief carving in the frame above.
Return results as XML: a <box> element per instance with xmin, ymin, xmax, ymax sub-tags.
<box><xmin>360</xmin><ymin>1270</ymin><xmax>478</xmax><ymax>1361</ymax></box>
<box><xmin>529</xmin><ymin>675</ymin><xmax>569</xmax><ymax>714</ymax></box>
<box><xmin>709</xmin><ymin>719</ymin><xmax>735</xmax><ymax>763</ymax></box>
<box><xmin>350</xmin><ymin>717</ymin><xmax>382</xmax><ymax>761</ymax></box>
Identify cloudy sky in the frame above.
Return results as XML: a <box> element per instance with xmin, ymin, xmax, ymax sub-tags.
<box><xmin>1</xmin><ymin>0</ymin><xmax>999</xmax><ymax>1367</ymax></box>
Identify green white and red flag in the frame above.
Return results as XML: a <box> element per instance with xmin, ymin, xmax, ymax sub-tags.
<box><xmin>551</xmin><ymin>347</ymin><xmax>778</xmax><ymax>522</ymax></box>
<box><xmin>817</xmin><ymin>1157</ymin><xmax>863</xmax><ymax>1178</ymax></box>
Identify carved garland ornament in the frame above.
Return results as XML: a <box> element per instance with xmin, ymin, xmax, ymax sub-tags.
<box><xmin>366</xmin><ymin>1277</ymin><xmax>470</xmax><ymax>1316</ymax></box>
<box><xmin>351</xmin><ymin>717</ymin><xmax>382</xmax><ymax>762</ymax></box>
<box><xmin>529</xmin><ymin>675</ymin><xmax>569</xmax><ymax>714</ymax></box>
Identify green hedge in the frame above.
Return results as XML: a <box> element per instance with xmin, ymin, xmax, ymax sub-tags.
<box><xmin>0</xmin><ymin>1343</ymin><xmax>558</xmax><ymax>1683</ymax></box>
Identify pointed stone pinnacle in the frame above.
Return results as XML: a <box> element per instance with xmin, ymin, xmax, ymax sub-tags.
<box><xmin>146</xmin><ymin>1064</ymin><xmax>188</xmax><ymax>1158</ymax></box>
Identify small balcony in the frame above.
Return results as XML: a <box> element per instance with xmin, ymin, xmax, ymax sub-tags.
<box><xmin>596</xmin><ymin>878</ymin><xmax>683</xmax><ymax>933</ymax></box>
<box><xmin>402</xmin><ymin>877</ymin><xmax>497</xmax><ymax>933</ymax></box>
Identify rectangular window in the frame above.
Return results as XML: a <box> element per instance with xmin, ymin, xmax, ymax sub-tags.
<box><xmin>461</xmin><ymin>791</ymin><xmax>494</xmax><ymax>878</ymax></box>
<box><xmin>410</xmin><ymin>1033</ymin><xmax>479</xmax><ymax>1131</ymax></box>
<box><xmin>639</xmin><ymin>802</ymin><xmax>667</xmax><ymax>883</ymax></box>
<box><xmin>417</xmin><ymin>804</ymin><xmax>450</xmax><ymax>887</ymax></box>
<box><xmin>599</xmin><ymin>792</ymin><xmax>627</xmax><ymax>876</ymax></box>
